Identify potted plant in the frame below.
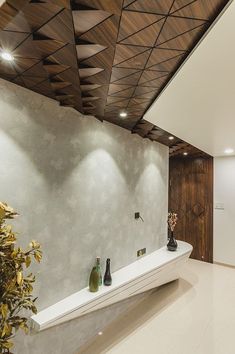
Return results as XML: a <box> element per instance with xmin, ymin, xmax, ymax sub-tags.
<box><xmin>0</xmin><ymin>202</ymin><xmax>42</xmax><ymax>353</ymax></box>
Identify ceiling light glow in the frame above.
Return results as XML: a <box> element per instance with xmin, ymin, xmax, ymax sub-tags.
<box><xmin>183</xmin><ymin>152</ymin><xmax>188</xmax><ymax>156</ymax></box>
<box><xmin>98</xmin><ymin>331</ymin><xmax>103</xmax><ymax>336</ymax></box>
<box><xmin>169</xmin><ymin>136</ymin><xmax>174</xmax><ymax>140</ymax></box>
<box><xmin>1</xmin><ymin>51</ymin><xmax>14</xmax><ymax>61</ymax></box>
<box><xmin>224</xmin><ymin>148</ymin><xmax>234</xmax><ymax>154</ymax></box>
<box><xmin>119</xmin><ymin>111</ymin><xmax>127</xmax><ymax>118</ymax></box>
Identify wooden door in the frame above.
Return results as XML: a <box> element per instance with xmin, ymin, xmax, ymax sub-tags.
<box><xmin>169</xmin><ymin>157</ymin><xmax>213</xmax><ymax>263</ymax></box>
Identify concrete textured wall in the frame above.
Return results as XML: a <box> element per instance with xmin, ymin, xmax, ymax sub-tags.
<box><xmin>0</xmin><ymin>78</ymin><xmax>168</xmax><ymax>353</ymax></box>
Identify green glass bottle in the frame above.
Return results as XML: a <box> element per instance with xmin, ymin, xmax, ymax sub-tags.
<box><xmin>96</xmin><ymin>257</ymin><xmax>102</xmax><ymax>286</ymax></box>
<box><xmin>89</xmin><ymin>266</ymin><xmax>99</xmax><ymax>292</ymax></box>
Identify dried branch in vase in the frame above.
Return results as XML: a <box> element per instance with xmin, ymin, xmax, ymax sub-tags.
<box><xmin>168</xmin><ymin>212</ymin><xmax>178</xmax><ymax>232</ymax></box>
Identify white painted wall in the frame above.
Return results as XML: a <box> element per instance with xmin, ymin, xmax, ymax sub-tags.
<box><xmin>214</xmin><ymin>157</ymin><xmax>235</xmax><ymax>266</ymax></box>
<box><xmin>144</xmin><ymin>1</ymin><xmax>235</xmax><ymax>157</ymax></box>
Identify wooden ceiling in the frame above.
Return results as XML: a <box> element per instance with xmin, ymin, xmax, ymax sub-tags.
<box><xmin>0</xmin><ymin>0</ymin><xmax>229</xmax><ymax>156</ymax></box>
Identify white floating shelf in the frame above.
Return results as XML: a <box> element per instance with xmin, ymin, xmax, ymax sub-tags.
<box><xmin>31</xmin><ymin>241</ymin><xmax>192</xmax><ymax>332</ymax></box>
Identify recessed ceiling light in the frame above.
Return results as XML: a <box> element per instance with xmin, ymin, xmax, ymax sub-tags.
<box><xmin>119</xmin><ymin>111</ymin><xmax>127</xmax><ymax>118</ymax></box>
<box><xmin>98</xmin><ymin>331</ymin><xmax>103</xmax><ymax>336</ymax></box>
<box><xmin>183</xmin><ymin>152</ymin><xmax>188</xmax><ymax>156</ymax></box>
<box><xmin>169</xmin><ymin>136</ymin><xmax>174</xmax><ymax>140</ymax></box>
<box><xmin>224</xmin><ymin>148</ymin><xmax>234</xmax><ymax>154</ymax></box>
<box><xmin>1</xmin><ymin>51</ymin><xmax>14</xmax><ymax>61</ymax></box>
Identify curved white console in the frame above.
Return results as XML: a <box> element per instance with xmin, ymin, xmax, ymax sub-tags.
<box><xmin>31</xmin><ymin>241</ymin><xmax>192</xmax><ymax>332</ymax></box>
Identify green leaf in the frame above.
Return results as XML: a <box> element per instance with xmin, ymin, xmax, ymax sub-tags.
<box><xmin>3</xmin><ymin>340</ymin><xmax>14</xmax><ymax>349</ymax></box>
<box><xmin>25</xmin><ymin>256</ymin><xmax>31</xmax><ymax>268</ymax></box>
<box><xmin>34</xmin><ymin>251</ymin><xmax>42</xmax><ymax>263</ymax></box>
<box><xmin>1</xmin><ymin>304</ymin><xmax>8</xmax><ymax>319</ymax></box>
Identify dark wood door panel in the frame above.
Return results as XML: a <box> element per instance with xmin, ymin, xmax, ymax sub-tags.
<box><xmin>169</xmin><ymin>157</ymin><xmax>213</xmax><ymax>263</ymax></box>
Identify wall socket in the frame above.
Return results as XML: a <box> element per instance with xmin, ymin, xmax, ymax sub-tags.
<box><xmin>137</xmin><ymin>247</ymin><xmax>146</xmax><ymax>257</ymax></box>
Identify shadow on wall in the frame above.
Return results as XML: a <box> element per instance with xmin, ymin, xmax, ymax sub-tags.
<box><xmin>77</xmin><ymin>276</ymin><xmax>197</xmax><ymax>354</ymax></box>
<box><xmin>0</xmin><ymin>80</ymin><xmax>166</xmax><ymax>186</ymax></box>
<box><xmin>15</xmin><ymin>287</ymin><xmax>149</xmax><ymax>354</ymax></box>
<box><xmin>14</xmin><ymin>275</ymin><xmax>196</xmax><ymax>354</ymax></box>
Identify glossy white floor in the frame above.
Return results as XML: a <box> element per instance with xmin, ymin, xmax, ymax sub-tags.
<box><xmin>78</xmin><ymin>259</ymin><xmax>235</xmax><ymax>354</ymax></box>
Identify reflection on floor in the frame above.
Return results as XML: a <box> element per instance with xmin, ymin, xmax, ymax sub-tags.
<box><xmin>78</xmin><ymin>259</ymin><xmax>235</xmax><ymax>354</ymax></box>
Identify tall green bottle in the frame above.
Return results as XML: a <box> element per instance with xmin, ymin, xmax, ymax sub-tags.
<box><xmin>89</xmin><ymin>266</ymin><xmax>99</xmax><ymax>292</ymax></box>
<box><xmin>96</xmin><ymin>257</ymin><xmax>102</xmax><ymax>286</ymax></box>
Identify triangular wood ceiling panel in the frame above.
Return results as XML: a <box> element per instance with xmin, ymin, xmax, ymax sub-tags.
<box><xmin>74</xmin><ymin>0</ymin><xmax>123</xmax><ymax>16</ymax></box>
<box><xmin>114</xmin><ymin>44</ymin><xmax>149</xmax><ymax>66</ymax></box>
<box><xmin>106</xmin><ymin>96</ymin><xmax>129</xmax><ymax>106</ymax></box>
<box><xmin>108</xmin><ymin>84</ymin><xmax>132</xmax><ymax>94</ymax></box>
<box><xmin>109</xmin><ymin>86</ymin><xmax>136</xmax><ymax>98</ymax></box>
<box><xmin>172</xmin><ymin>0</ymin><xmax>226</xmax><ymax>20</ymax></box>
<box><xmin>81</xmin><ymin>46</ymin><xmax>115</xmax><ymax>69</ymax></box>
<box><xmin>133</xmin><ymin>91</ymin><xmax>157</xmax><ymax>99</ymax></box>
<box><xmin>78</xmin><ymin>15</ymin><xmax>119</xmax><ymax>47</ymax></box>
<box><xmin>37</xmin><ymin>10</ymin><xmax>75</xmax><ymax>44</ymax></box>
<box><xmin>110</xmin><ymin>67</ymin><xmax>140</xmax><ymax>82</ymax></box>
<box><xmin>79</xmin><ymin>67</ymin><xmax>104</xmax><ymax>79</ymax></box>
<box><xmin>115</xmin><ymin>49</ymin><xmax>152</xmax><ymax>70</ymax></box>
<box><xmin>117</xmin><ymin>11</ymin><xmax>163</xmax><ymax>42</ymax></box>
<box><xmin>121</xmin><ymin>19</ymin><xmax>165</xmax><ymax>46</ymax></box>
<box><xmin>0</xmin><ymin>3</ymin><xmax>19</xmax><ymax>30</ymax></box>
<box><xmin>0</xmin><ymin>0</ymin><xmax>230</xmax><ymax>155</ymax></box>
<box><xmin>72</xmin><ymin>10</ymin><xmax>111</xmax><ymax>35</ymax></box>
<box><xmin>22</xmin><ymin>76</ymin><xmax>46</xmax><ymax>89</ymax></box>
<box><xmin>128</xmin><ymin>98</ymin><xmax>150</xmax><ymax>109</ymax></box>
<box><xmin>156</xmin><ymin>25</ymin><xmax>206</xmax><ymax>50</ymax></box>
<box><xmin>146</xmin><ymin>48</ymin><xmax>185</xmax><ymax>68</ymax></box>
<box><xmin>81</xmin><ymin>70</ymin><xmax>110</xmax><ymax>85</ymax></box>
<box><xmin>43</xmin><ymin>63</ymin><xmax>70</xmax><ymax>76</ymax></box>
<box><xmin>156</xmin><ymin>16</ymin><xmax>206</xmax><ymax>45</ymax></box>
<box><xmin>13</xmin><ymin>36</ymin><xmax>42</xmax><ymax>60</ymax></box>
<box><xmin>139</xmin><ymin>70</ymin><xmax>168</xmax><ymax>84</ymax></box>
<box><xmin>5</xmin><ymin>2</ymin><xmax>63</xmax><ymax>32</ymax></box>
<box><xmin>33</xmin><ymin>80</ymin><xmax>56</xmax><ymax>99</ymax></box>
<box><xmin>0</xmin><ymin>60</ymin><xmax>17</xmax><ymax>77</ymax></box>
<box><xmin>139</xmin><ymin>76</ymin><xmax>168</xmax><ymax>88</ymax></box>
<box><xmin>22</xmin><ymin>62</ymin><xmax>48</xmax><ymax>78</ymax></box>
<box><xmin>32</xmin><ymin>36</ymin><xmax>65</xmax><ymax>58</ymax></box>
<box><xmin>134</xmin><ymin>86</ymin><xmax>157</xmax><ymax>96</ymax></box>
<box><xmin>48</xmin><ymin>44</ymin><xmax>78</xmax><ymax>69</ymax></box>
<box><xmin>111</xmin><ymin>70</ymin><xmax>142</xmax><ymax>85</ymax></box>
<box><xmin>147</xmin><ymin>54</ymin><xmax>185</xmax><ymax>71</ymax></box>
<box><xmin>124</xmin><ymin>0</ymin><xmax>174</xmax><ymax>15</ymax></box>
<box><xmin>0</xmin><ymin>31</ymin><xmax>28</xmax><ymax>51</ymax></box>
<box><xmin>43</xmin><ymin>1</ymin><xmax>71</xmax><ymax>9</ymax></box>
<box><xmin>55</xmin><ymin>68</ymin><xmax>80</xmax><ymax>89</ymax></box>
<box><xmin>13</xmin><ymin>58</ymin><xmax>40</xmax><ymax>74</ymax></box>
<box><xmin>170</xmin><ymin>0</ymin><xmax>195</xmax><ymax>14</ymax></box>
<box><xmin>76</xmin><ymin>44</ymin><xmax>107</xmax><ymax>61</ymax></box>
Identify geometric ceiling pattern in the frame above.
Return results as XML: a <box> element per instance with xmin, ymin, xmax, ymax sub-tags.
<box><xmin>0</xmin><ymin>0</ymin><xmax>230</xmax><ymax>156</ymax></box>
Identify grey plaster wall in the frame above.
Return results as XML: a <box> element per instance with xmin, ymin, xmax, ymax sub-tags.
<box><xmin>0</xmin><ymin>78</ymin><xmax>168</xmax><ymax>353</ymax></box>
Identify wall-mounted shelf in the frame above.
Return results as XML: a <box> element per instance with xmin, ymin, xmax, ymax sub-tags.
<box><xmin>31</xmin><ymin>241</ymin><xmax>192</xmax><ymax>332</ymax></box>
